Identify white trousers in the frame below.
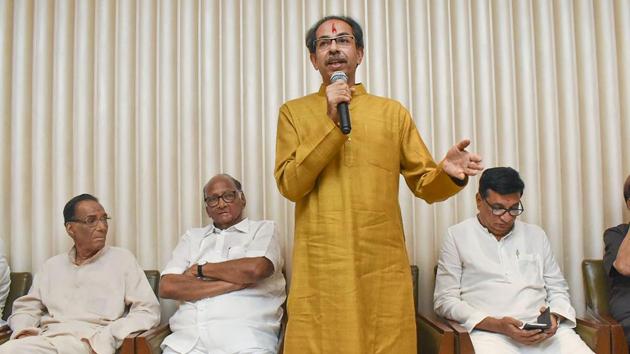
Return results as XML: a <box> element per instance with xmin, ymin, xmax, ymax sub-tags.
<box><xmin>162</xmin><ymin>336</ymin><xmax>274</xmax><ymax>354</ymax></box>
<box><xmin>470</xmin><ymin>327</ymin><xmax>594</xmax><ymax>354</ymax></box>
<box><xmin>0</xmin><ymin>335</ymin><xmax>90</xmax><ymax>354</ymax></box>
<box><xmin>162</xmin><ymin>345</ymin><xmax>274</xmax><ymax>354</ymax></box>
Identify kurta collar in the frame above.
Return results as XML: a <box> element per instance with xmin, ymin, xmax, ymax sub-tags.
<box><xmin>68</xmin><ymin>245</ymin><xmax>109</xmax><ymax>266</ymax></box>
<box><xmin>317</xmin><ymin>83</ymin><xmax>367</xmax><ymax>97</ymax></box>
<box><xmin>475</xmin><ymin>216</ymin><xmax>517</xmax><ymax>241</ymax></box>
<box><xmin>208</xmin><ymin>217</ymin><xmax>250</xmax><ymax>235</ymax></box>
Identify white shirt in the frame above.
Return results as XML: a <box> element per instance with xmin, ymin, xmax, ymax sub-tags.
<box><xmin>161</xmin><ymin>218</ymin><xmax>286</xmax><ymax>354</ymax></box>
<box><xmin>434</xmin><ymin>217</ymin><xmax>576</xmax><ymax>332</ymax></box>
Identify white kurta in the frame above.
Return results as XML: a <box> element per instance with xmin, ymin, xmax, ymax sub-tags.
<box><xmin>434</xmin><ymin>217</ymin><xmax>575</xmax><ymax>330</ymax></box>
<box><xmin>161</xmin><ymin>219</ymin><xmax>286</xmax><ymax>354</ymax></box>
<box><xmin>3</xmin><ymin>246</ymin><xmax>160</xmax><ymax>354</ymax></box>
<box><xmin>434</xmin><ymin>217</ymin><xmax>592</xmax><ymax>353</ymax></box>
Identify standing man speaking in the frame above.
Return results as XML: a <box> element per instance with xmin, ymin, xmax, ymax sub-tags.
<box><xmin>274</xmin><ymin>15</ymin><xmax>483</xmax><ymax>353</ymax></box>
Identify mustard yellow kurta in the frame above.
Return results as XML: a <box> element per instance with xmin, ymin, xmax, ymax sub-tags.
<box><xmin>274</xmin><ymin>84</ymin><xmax>465</xmax><ymax>354</ymax></box>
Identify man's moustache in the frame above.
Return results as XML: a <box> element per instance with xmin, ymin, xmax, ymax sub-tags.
<box><xmin>326</xmin><ymin>57</ymin><xmax>346</xmax><ymax>64</ymax></box>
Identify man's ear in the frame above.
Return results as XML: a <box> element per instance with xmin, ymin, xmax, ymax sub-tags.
<box><xmin>65</xmin><ymin>223</ymin><xmax>75</xmax><ymax>239</ymax></box>
<box><xmin>240</xmin><ymin>192</ymin><xmax>247</xmax><ymax>208</ymax></box>
<box><xmin>356</xmin><ymin>47</ymin><xmax>364</xmax><ymax>66</ymax></box>
<box><xmin>309</xmin><ymin>53</ymin><xmax>319</xmax><ymax>70</ymax></box>
<box><xmin>626</xmin><ymin>199</ymin><xmax>630</xmax><ymax>210</ymax></box>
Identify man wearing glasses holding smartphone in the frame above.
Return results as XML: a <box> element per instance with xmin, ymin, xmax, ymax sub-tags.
<box><xmin>1</xmin><ymin>194</ymin><xmax>160</xmax><ymax>354</ymax></box>
<box><xmin>159</xmin><ymin>174</ymin><xmax>286</xmax><ymax>354</ymax></box>
<box><xmin>434</xmin><ymin>167</ymin><xmax>593</xmax><ymax>353</ymax></box>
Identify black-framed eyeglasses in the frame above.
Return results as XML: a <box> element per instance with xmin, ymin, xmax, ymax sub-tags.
<box><xmin>314</xmin><ymin>34</ymin><xmax>355</xmax><ymax>51</ymax></box>
<box><xmin>68</xmin><ymin>215</ymin><xmax>111</xmax><ymax>228</ymax></box>
<box><xmin>483</xmin><ymin>198</ymin><xmax>524</xmax><ymax>217</ymax></box>
<box><xmin>205</xmin><ymin>190</ymin><xmax>240</xmax><ymax>207</ymax></box>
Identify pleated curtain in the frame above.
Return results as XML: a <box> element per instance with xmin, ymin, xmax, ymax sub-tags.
<box><xmin>1</xmin><ymin>0</ymin><xmax>629</xmax><ymax>314</ymax></box>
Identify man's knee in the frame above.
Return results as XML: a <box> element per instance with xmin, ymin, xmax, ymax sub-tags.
<box><xmin>470</xmin><ymin>331</ymin><xmax>520</xmax><ymax>354</ymax></box>
<box><xmin>0</xmin><ymin>339</ymin><xmax>24</xmax><ymax>354</ymax></box>
<box><xmin>0</xmin><ymin>341</ymin><xmax>10</xmax><ymax>354</ymax></box>
<box><xmin>548</xmin><ymin>327</ymin><xmax>595</xmax><ymax>354</ymax></box>
<box><xmin>0</xmin><ymin>336</ymin><xmax>55</xmax><ymax>354</ymax></box>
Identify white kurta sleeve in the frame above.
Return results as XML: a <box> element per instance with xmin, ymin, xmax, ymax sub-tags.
<box><xmin>8</xmin><ymin>272</ymin><xmax>44</xmax><ymax>339</ymax></box>
<box><xmin>161</xmin><ymin>231</ymin><xmax>194</xmax><ymax>276</ymax></box>
<box><xmin>88</xmin><ymin>255</ymin><xmax>160</xmax><ymax>354</ymax></box>
<box><xmin>433</xmin><ymin>230</ymin><xmax>489</xmax><ymax>332</ymax></box>
<box><xmin>244</xmin><ymin>221</ymin><xmax>284</xmax><ymax>273</ymax></box>
<box><xmin>540</xmin><ymin>233</ymin><xmax>576</xmax><ymax>326</ymax></box>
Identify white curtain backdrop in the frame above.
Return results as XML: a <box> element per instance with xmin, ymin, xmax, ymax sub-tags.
<box><xmin>1</xmin><ymin>0</ymin><xmax>629</xmax><ymax>315</ymax></box>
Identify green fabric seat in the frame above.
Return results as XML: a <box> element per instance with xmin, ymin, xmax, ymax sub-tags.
<box><xmin>2</xmin><ymin>272</ymin><xmax>33</xmax><ymax>321</ymax></box>
<box><xmin>582</xmin><ymin>259</ymin><xmax>629</xmax><ymax>354</ymax></box>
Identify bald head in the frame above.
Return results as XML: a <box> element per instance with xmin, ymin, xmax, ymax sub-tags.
<box><xmin>203</xmin><ymin>174</ymin><xmax>242</xmax><ymax>199</ymax></box>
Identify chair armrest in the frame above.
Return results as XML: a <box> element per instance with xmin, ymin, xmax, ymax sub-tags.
<box><xmin>445</xmin><ymin>319</ymin><xmax>475</xmax><ymax>354</ymax></box>
<box><xmin>416</xmin><ymin>312</ymin><xmax>455</xmax><ymax>354</ymax></box>
<box><xmin>0</xmin><ymin>326</ymin><xmax>11</xmax><ymax>345</ymax></box>
<box><xmin>586</xmin><ymin>312</ymin><xmax>629</xmax><ymax>354</ymax></box>
<box><xmin>277</xmin><ymin>315</ymin><xmax>287</xmax><ymax>354</ymax></box>
<box><xmin>118</xmin><ymin>331</ymin><xmax>142</xmax><ymax>354</ymax></box>
<box><xmin>135</xmin><ymin>323</ymin><xmax>171</xmax><ymax>354</ymax></box>
<box><xmin>576</xmin><ymin>315</ymin><xmax>611</xmax><ymax>353</ymax></box>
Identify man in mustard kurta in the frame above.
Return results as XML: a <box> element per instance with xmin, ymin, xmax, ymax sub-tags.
<box><xmin>274</xmin><ymin>15</ymin><xmax>484</xmax><ymax>353</ymax></box>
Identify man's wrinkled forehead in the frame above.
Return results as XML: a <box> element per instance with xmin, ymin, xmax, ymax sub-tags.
<box><xmin>316</xmin><ymin>20</ymin><xmax>352</xmax><ymax>38</ymax></box>
<box><xmin>205</xmin><ymin>176</ymin><xmax>236</xmax><ymax>196</ymax></box>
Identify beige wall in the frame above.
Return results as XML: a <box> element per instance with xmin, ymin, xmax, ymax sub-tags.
<box><xmin>1</xmin><ymin>0</ymin><xmax>630</xmax><ymax>314</ymax></box>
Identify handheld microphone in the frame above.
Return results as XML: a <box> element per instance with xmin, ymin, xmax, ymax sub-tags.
<box><xmin>330</xmin><ymin>71</ymin><xmax>351</xmax><ymax>134</ymax></box>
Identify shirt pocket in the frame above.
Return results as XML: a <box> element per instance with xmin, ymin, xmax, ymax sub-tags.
<box><xmin>517</xmin><ymin>253</ymin><xmax>544</xmax><ymax>286</ymax></box>
<box><xmin>200</xmin><ymin>250</ymin><xmax>226</xmax><ymax>263</ymax></box>
<box><xmin>227</xmin><ymin>246</ymin><xmax>246</xmax><ymax>260</ymax></box>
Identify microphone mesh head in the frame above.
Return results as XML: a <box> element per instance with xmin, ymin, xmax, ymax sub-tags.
<box><xmin>330</xmin><ymin>71</ymin><xmax>348</xmax><ymax>83</ymax></box>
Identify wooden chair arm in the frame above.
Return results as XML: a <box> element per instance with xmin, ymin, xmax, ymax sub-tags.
<box><xmin>585</xmin><ymin>312</ymin><xmax>629</xmax><ymax>354</ymax></box>
<box><xmin>118</xmin><ymin>331</ymin><xmax>142</xmax><ymax>354</ymax></box>
<box><xmin>445</xmin><ymin>319</ymin><xmax>475</xmax><ymax>354</ymax></box>
<box><xmin>135</xmin><ymin>323</ymin><xmax>171</xmax><ymax>354</ymax></box>
<box><xmin>576</xmin><ymin>315</ymin><xmax>611</xmax><ymax>353</ymax></box>
<box><xmin>0</xmin><ymin>327</ymin><xmax>11</xmax><ymax>345</ymax></box>
<box><xmin>277</xmin><ymin>316</ymin><xmax>287</xmax><ymax>354</ymax></box>
<box><xmin>416</xmin><ymin>312</ymin><xmax>455</xmax><ymax>354</ymax></box>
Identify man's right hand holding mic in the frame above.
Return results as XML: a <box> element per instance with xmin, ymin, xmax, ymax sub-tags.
<box><xmin>326</xmin><ymin>71</ymin><xmax>353</xmax><ymax>134</ymax></box>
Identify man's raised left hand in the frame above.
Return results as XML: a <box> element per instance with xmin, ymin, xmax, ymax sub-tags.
<box><xmin>442</xmin><ymin>139</ymin><xmax>484</xmax><ymax>180</ymax></box>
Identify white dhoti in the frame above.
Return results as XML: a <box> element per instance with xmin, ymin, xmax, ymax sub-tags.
<box><xmin>162</xmin><ymin>328</ymin><xmax>275</xmax><ymax>354</ymax></box>
<box><xmin>470</xmin><ymin>327</ymin><xmax>594</xmax><ymax>354</ymax></box>
<box><xmin>0</xmin><ymin>334</ymin><xmax>91</xmax><ymax>354</ymax></box>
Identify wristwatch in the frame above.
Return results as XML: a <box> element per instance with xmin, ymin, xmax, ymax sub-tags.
<box><xmin>197</xmin><ymin>264</ymin><xmax>204</xmax><ymax>278</ymax></box>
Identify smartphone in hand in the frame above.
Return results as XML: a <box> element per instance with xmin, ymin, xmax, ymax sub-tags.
<box><xmin>522</xmin><ymin>307</ymin><xmax>551</xmax><ymax>330</ymax></box>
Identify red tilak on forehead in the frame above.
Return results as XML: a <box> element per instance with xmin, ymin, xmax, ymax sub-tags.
<box><xmin>332</xmin><ymin>23</ymin><xmax>337</xmax><ymax>34</ymax></box>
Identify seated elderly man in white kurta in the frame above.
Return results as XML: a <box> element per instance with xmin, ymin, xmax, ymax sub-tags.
<box><xmin>0</xmin><ymin>194</ymin><xmax>160</xmax><ymax>354</ymax></box>
<box><xmin>159</xmin><ymin>174</ymin><xmax>286</xmax><ymax>354</ymax></box>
